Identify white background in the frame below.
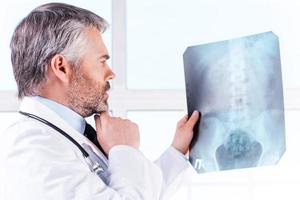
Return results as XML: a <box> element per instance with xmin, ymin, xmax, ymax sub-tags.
<box><xmin>0</xmin><ymin>0</ymin><xmax>300</xmax><ymax>199</ymax></box>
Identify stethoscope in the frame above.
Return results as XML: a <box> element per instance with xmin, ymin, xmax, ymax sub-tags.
<box><xmin>19</xmin><ymin>111</ymin><xmax>105</xmax><ymax>177</ymax></box>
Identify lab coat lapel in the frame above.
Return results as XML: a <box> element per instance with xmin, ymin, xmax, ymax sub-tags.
<box><xmin>19</xmin><ymin>97</ymin><xmax>108</xmax><ymax>165</ymax></box>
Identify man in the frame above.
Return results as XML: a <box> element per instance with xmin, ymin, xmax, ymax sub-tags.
<box><xmin>0</xmin><ymin>3</ymin><xmax>199</xmax><ymax>200</ymax></box>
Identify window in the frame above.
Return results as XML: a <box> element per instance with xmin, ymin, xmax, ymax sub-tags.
<box><xmin>125</xmin><ymin>0</ymin><xmax>300</xmax><ymax>199</ymax></box>
<box><xmin>126</xmin><ymin>0</ymin><xmax>300</xmax><ymax>89</ymax></box>
<box><xmin>1</xmin><ymin>0</ymin><xmax>300</xmax><ymax>199</ymax></box>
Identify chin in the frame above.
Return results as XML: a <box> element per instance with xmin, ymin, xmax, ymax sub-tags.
<box><xmin>95</xmin><ymin>104</ymin><xmax>109</xmax><ymax>114</ymax></box>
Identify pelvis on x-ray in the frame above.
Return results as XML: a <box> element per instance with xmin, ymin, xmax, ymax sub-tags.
<box><xmin>183</xmin><ymin>32</ymin><xmax>286</xmax><ymax>173</ymax></box>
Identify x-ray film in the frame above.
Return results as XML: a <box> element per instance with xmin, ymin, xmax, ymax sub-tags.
<box><xmin>183</xmin><ymin>32</ymin><xmax>286</xmax><ymax>173</ymax></box>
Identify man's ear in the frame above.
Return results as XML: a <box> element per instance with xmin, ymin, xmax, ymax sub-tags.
<box><xmin>49</xmin><ymin>54</ymin><xmax>73</xmax><ymax>83</ymax></box>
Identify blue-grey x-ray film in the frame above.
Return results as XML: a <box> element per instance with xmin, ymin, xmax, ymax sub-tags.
<box><xmin>183</xmin><ymin>32</ymin><xmax>286</xmax><ymax>173</ymax></box>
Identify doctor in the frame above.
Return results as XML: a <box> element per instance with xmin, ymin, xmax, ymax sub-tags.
<box><xmin>0</xmin><ymin>2</ymin><xmax>200</xmax><ymax>200</ymax></box>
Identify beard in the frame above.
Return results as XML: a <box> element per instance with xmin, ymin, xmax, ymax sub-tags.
<box><xmin>67</xmin><ymin>71</ymin><xmax>110</xmax><ymax>117</ymax></box>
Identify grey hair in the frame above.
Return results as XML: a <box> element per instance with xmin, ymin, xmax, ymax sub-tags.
<box><xmin>10</xmin><ymin>2</ymin><xmax>108</xmax><ymax>98</ymax></box>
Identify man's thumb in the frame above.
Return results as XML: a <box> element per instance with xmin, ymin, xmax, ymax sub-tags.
<box><xmin>94</xmin><ymin>114</ymin><xmax>102</xmax><ymax>133</ymax></box>
<box><xmin>187</xmin><ymin>110</ymin><xmax>200</xmax><ymax>127</ymax></box>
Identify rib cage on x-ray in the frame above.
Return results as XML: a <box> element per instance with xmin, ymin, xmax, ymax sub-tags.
<box><xmin>183</xmin><ymin>32</ymin><xmax>286</xmax><ymax>173</ymax></box>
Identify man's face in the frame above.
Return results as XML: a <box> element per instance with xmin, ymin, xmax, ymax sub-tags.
<box><xmin>67</xmin><ymin>27</ymin><xmax>115</xmax><ymax>117</ymax></box>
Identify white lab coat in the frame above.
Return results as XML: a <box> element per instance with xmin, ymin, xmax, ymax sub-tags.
<box><xmin>0</xmin><ymin>97</ymin><xmax>189</xmax><ymax>200</ymax></box>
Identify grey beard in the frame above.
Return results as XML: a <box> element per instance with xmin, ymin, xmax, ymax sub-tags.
<box><xmin>67</xmin><ymin>95</ymin><xmax>108</xmax><ymax>118</ymax></box>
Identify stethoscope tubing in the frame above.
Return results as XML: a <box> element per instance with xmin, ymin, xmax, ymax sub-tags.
<box><xmin>19</xmin><ymin>111</ymin><xmax>106</xmax><ymax>179</ymax></box>
<box><xmin>19</xmin><ymin>111</ymin><xmax>90</xmax><ymax>158</ymax></box>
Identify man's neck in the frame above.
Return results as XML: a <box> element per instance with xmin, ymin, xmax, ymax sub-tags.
<box><xmin>31</xmin><ymin>96</ymin><xmax>86</xmax><ymax>134</ymax></box>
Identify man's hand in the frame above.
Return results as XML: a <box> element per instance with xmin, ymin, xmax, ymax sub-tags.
<box><xmin>172</xmin><ymin>111</ymin><xmax>200</xmax><ymax>155</ymax></box>
<box><xmin>94</xmin><ymin>112</ymin><xmax>140</xmax><ymax>155</ymax></box>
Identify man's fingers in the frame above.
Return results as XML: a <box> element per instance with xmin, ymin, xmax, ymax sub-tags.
<box><xmin>96</xmin><ymin>111</ymin><xmax>112</xmax><ymax>134</ymax></box>
<box><xmin>186</xmin><ymin>110</ymin><xmax>200</xmax><ymax>127</ymax></box>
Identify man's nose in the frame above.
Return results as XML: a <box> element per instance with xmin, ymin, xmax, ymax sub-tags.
<box><xmin>107</xmin><ymin>68</ymin><xmax>116</xmax><ymax>80</ymax></box>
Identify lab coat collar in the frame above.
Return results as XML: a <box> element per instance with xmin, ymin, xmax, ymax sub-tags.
<box><xmin>19</xmin><ymin>96</ymin><xmax>108</xmax><ymax>163</ymax></box>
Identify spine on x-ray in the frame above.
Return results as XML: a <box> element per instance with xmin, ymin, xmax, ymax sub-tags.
<box><xmin>228</xmin><ymin>41</ymin><xmax>250</xmax><ymax>126</ymax></box>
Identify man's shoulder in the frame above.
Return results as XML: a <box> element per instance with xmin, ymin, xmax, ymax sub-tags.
<box><xmin>1</xmin><ymin>116</ymin><xmax>51</xmax><ymax>141</ymax></box>
<box><xmin>0</xmin><ymin>116</ymin><xmax>76</xmax><ymax>160</ymax></box>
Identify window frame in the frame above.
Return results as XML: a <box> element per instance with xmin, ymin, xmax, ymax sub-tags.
<box><xmin>1</xmin><ymin>0</ymin><xmax>300</xmax><ymax>199</ymax></box>
<box><xmin>1</xmin><ymin>0</ymin><xmax>300</xmax><ymax>114</ymax></box>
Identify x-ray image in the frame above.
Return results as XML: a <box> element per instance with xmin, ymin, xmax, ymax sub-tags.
<box><xmin>183</xmin><ymin>32</ymin><xmax>286</xmax><ymax>173</ymax></box>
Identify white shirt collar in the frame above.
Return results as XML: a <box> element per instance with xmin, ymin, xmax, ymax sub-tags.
<box><xmin>31</xmin><ymin>96</ymin><xmax>86</xmax><ymax>134</ymax></box>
